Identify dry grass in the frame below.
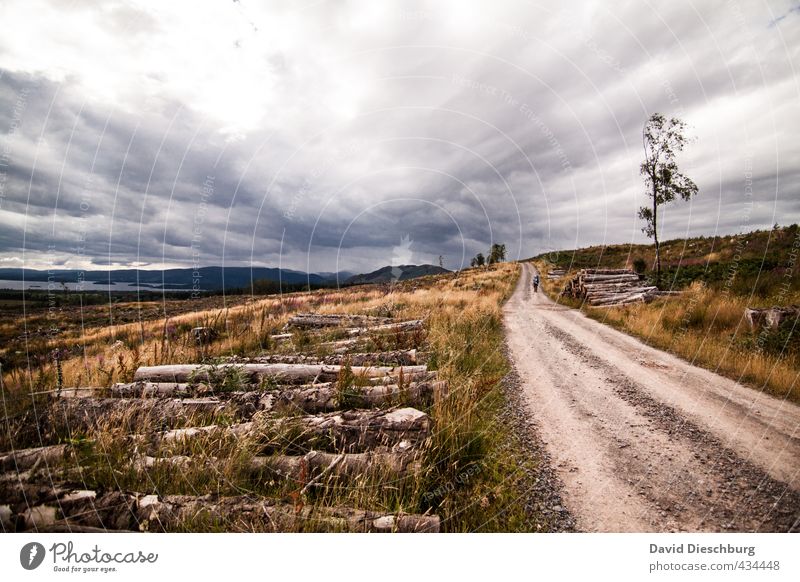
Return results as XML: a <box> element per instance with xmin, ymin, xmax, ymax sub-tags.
<box><xmin>533</xmin><ymin>260</ymin><xmax>800</xmax><ymax>403</ymax></box>
<box><xmin>1</xmin><ymin>264</ymin><xmax>541</xmax><ymax>531</ymax></box>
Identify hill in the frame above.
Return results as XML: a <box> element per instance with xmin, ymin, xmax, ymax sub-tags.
<box><xmin>345</xmin><ymin>264</ymin><xmax>451</xmax><ymax>285</ymax></box>
<box><xmin>534</xmin><ymin>224</ymin><xmax>799</xmax><ymax>298</ymax></box>
<box><xmin>0</xmin><ymin>266</ymin><xmax>330</xmax><ymax>291</ymax></box>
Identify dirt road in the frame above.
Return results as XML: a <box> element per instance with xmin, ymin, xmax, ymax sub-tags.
<box><xmin>504</xmin><ymin>263</ymin><xmax>800</xmax><ymax>532</ymax></box>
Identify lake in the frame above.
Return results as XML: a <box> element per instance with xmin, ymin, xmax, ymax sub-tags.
<box><xmin>0</xmin><ymin>279</ymin><xmax>196</xmax><ymax>292</ymax></box>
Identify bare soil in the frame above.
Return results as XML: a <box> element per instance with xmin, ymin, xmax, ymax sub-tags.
<box><xmin>504</xmin><ymin>263</ymin><xmax>800</xmax><ymax>532</ymax></box>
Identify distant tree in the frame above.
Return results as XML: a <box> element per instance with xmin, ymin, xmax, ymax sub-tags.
<box><xmin>488</xmin><ymin>243</ymin><xmax>506</xmax><ymax>264</ymax></box>
<box><xmin>632</xmin><ymin>257</ymin><xmax>647</xmax><ymax>274</ymax></box>
<box><xmin>638</xmin><ymin>113</ymin><xmax>698</xmax><ymax>286</ymax></box>
<box><xmin>472</xmin><ymin>252</ymin><xmax>486</xmax><ymax>267</ymax></box>
<box><xmin>438</xmin><ymin>255</ymin><xmax>444</xmax><ymax>269</ymax></box>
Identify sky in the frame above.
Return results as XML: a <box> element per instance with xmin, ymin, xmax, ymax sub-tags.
<box><xmin>0</xmin><ymin>0</ymin><xmax>798</xmax><ymax>274</ymax></box>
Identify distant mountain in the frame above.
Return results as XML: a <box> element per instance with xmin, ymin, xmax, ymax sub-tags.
<box><xmin>0</xmin><ymin>267</ymin><xmax>328</xmax><ymax>291</ymax></box>
<box><xmin>345</xmin><ymin>264</ymin><xmax>450</xmax><ymax>285</ymax></box>
<box><xmin>314</xmin><ymin>271</ymin><xmax>356</xmax><ymax>283</ymax></box>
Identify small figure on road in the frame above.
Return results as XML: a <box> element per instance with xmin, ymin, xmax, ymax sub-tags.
<box><xmin>533</xmin><ymin>273</ymin><xmax>540</xmax><ymax>292</ymax></box>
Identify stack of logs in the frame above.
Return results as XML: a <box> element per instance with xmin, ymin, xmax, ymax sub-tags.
<box><xmin>270</xmin><ymin>313</ymin><xmax>424</xmax><ymax>350</ymax></box>
<box><xmin>744</xmin><ymin>305</ymin><xmax>799</xmax><ymax>331</ymax></box>
<box><xmin>546</xmin><ymin>268</ymin><xmax>566</xmax><ymax>280</ymax></box>
<box><xmin>562</xmin><ymin>268</ymin><xmax>661</xmax><ymax>307</ymax></box>
<box><xmin>0</xmin><ymin>313</ymin><xmax>442</xmax><ymax>533</ymax></box>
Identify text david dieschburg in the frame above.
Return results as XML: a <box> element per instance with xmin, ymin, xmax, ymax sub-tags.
<box><xmin>650</xmin><ymin>543</ymin><xmax>755</xmax><ymax>557</ymax></box>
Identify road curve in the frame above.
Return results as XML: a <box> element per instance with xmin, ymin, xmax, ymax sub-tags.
<box><xmin>504</xmin><ymin>262</ymin><xmax>800</xmax><ymax>532</ymax></box>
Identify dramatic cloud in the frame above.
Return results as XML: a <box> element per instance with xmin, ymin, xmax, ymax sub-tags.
<box><xmin>0</xmin><ymin>0</ymin><xmax>798</xmax><ymax>272</ymax></box>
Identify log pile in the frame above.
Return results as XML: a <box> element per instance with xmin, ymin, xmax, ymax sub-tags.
<box><xmin>744</xmin><ymin>306</ymin><xmax>799</xmax><ymax>331</ymax></box>
<box><xmin>281</xmin><ymin>313</ymin><xmax>424</xmax><ymax>352</ymax></box>
<box><xmin>561</xmin><ymin>268</ymin><xmax>661</xmax><ymax>306</ymax></box>
<box><xmin>546</xmin><ymin>268</ymin><xmax>566</xmax><ymax>279</ymax></box>
<box><xmin>1</xmin><ymin>313</ymin><xmax>443</xmax><ymax>532</ymax></box>
<box><xmin>132</xmin><ymin>363</ymin><xmax>430</xmax><ymax>385</ymax></box>
<box><xmin>0</xmin><ymin>484</ymin><xmax>438</xmax><ymax>532</ymax></box>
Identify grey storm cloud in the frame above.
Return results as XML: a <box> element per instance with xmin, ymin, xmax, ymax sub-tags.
<box><xmin>0</xmin><ymin>0</ymin><xmax>798</xmax><ymax>273</ymax></box>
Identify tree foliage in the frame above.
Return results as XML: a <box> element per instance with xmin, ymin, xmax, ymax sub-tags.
<box><xmin>488</xmin><ymin>243</ymin><xmax>506</xmax><ymax>264</ymax></box>
<box><xmin>639</xmin><ymin>113</ymin><xmax>698</xmax><ymax>284</ymax></box>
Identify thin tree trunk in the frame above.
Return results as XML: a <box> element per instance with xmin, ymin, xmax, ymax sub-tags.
<box><xmin>653</xmin><ymin>181</ymin><xmax>660</xmax><ymax>288</ymax></box>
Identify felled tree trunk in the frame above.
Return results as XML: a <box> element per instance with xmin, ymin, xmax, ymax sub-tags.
<box><xmin>132</xmin><ymin>450</ymin><xmax>421</xmax><ymax>482</ymax></box>
<box><xmin>133</xmin><ymin>363</ymin><xmax>429</xmax><ymax>384</ymax></box>
<box><xmin>287</xmin><ymin>313</ymin><xmax>393</xmax><ymax>329</ymax></box>
<box><xmin>5</xmin><ymin>487</ymin><xmax>439</xmax><ymax>532</ymax></box>
<box><xmin>345</xmin><ymin>320</ymin><xmax>423</xmax><ymax>337</ymax></box>
<box><xmin>151</xmin><ymin>407</ymin><xmax>431</xmax><ymax>454</ymax></box>
<box><xmin>244</xmin><ymin>349</ymin><xmax>421</xmax><ymax>366</ymax></box>
<box><xmin>48</xmin><ymin>397</ymin><xmax>254</xmax><ymax>433</ymax></box>
<box><xmin>271</xmin><ymin>380</ymin><xmax>443</xmax><ymax>414</ymax></box>
<box><xmin>0</xmin><ymin>444</ymin><xmax>70</xmax><ymax>473</ymax></box>
<box><xmin>110</xmin><ymin>382</ymin><xmax>204</xmax><ymax>397</ymax></box>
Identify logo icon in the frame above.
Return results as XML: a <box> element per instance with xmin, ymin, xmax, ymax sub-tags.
<box><xmin>20</xmin><ymin>542</ymin><xmax>46</xmax><ymax>570</ymax></box>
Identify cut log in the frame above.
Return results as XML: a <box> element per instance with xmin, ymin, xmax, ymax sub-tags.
<box><xmin>345</xmin><ymin>320</ymin><xmax>423</xmax><ymax>337</ymax></box>
<box><xmin>244</xmin><ymin>349</ymin><xmax>420</xmax><ymax>366</ymax></box>
<box><xmin>252</xmin><ymin>450</ymin><xmax>422</xmax><ymax>481</ymax></box>
<box><xmin>103</xmin><ymin>371</ymin><xmax>439</xmax><ymax>399</ymax></box>
<box><xmin>133</xmin><ymin>450</ymin><xmax>421</xmax><ymax>481</ymax></box>
<box><xmin>262</xmin><ymin>406</ymin><xmax>432</xmax><ymax>453</ymax></box>
<box><xmin>319</xmin><ymin>338</ymin><xmax>363</xmax><ymax>350</ymax></box>
<box><xmin>150</xmin><ymin>407</ymin><xmax>431</xmax><ymax>454</ymax></box>
<box><xmin>580</xmin><ymin>274</ymin><xmax>640</xmax><ymax>283</ymax></box>
<box><xmin>0</xmin><ymin>444</ymin><xmax>70</xmax><ymax>473</ymax></box>
<box><xmin>133</xmin><ymin>363</ymin><xmax>429</xmax><ymax>384</ymax></box>
<box><xmin>287</xmin><ymin>313</ymin><xmax>393</xmax><ymax>329</ymax></box>
<box><xmin>323</xmin><ymin>350</ymin><xmax>422</xmax><ymax>366</ymax></box>
<box><xmin>110</xmin><ymin>382</ymin><xmax>202</xmax><ymax>398</ymax></box>
<box><xmin>271</xmin><ymin>380</ymin><xmax>444</xmax><ymax>414</ymax></box>
<box><xmin>582</xmin><ymin>268</ymin><xmax>635</xmax><ymax>275</ymax></box>
<box><xmin>54</xmin><ymin>388</ymin><xmax>106</xmax><ymax>398</ymax></box>
<box><xmin>191</xmin><ymin>327</ymin><xmax>217</xmax><ymax>344</ymax></box>
<box><xmin>3</xmin><ymin>487</ymin><xmax>439</xmax><ymax>532</ymax></box>
<box><xmin>744</xmin><ymin>306</ymin><xmax>800</xmax><ymax>330</ymax></box>
<box><xmin>48</xmin><ymin>397</ymin><xmax>253</xmax><ymax>433</ymax></box>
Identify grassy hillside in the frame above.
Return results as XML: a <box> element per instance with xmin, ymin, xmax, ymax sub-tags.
<box><xmin>538</xmin><ymin>224</ymin><xmax>799</xmax><ymax>299</ymax></box>
<box><xmin>533</xmin><ymin>224</ymin><xmax>800</xmax><ymax>402</ymax></box>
